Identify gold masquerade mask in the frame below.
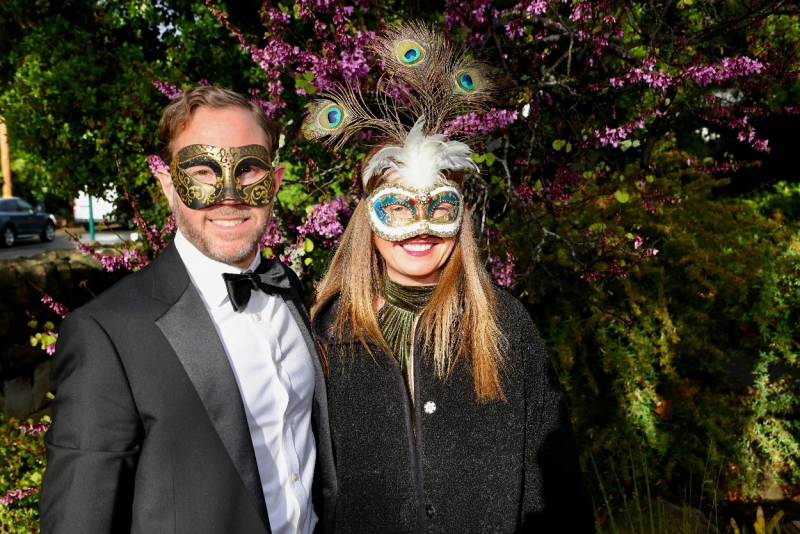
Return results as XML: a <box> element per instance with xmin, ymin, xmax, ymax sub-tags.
<box><xmin>170</xmin><ymin>144</ymin><xmax>275</xmax><ymax>209</ymax></box>
<box><xmin>366</xmin><ymin>179</ymin><xmax>463</xmax><ymax>242</ymax></box>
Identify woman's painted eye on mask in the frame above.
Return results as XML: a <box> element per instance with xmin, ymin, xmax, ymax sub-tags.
<box><xmin>430</xmin><ymin>202</ymin><xmax>454</xmax><ymax>218</ymax></box>
<box><xmin>427</xmin><ymin>190</ymin><xmax>460</xmax><ymax>221</ymax></box>
<box><xmin>386</xmin><ymin>203</ymin><xmax>413</xmax><ymax>218</ymax></box>
<box><xmin>375</xmin><ymin>194</ymin><xmax>416</xmax><ymax>225</ymax></box>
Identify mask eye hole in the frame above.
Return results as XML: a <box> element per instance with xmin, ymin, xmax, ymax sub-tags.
<box><xmin>374</xmin><ymin>194</ymin><xmax>417</xmax><ymax>226</ymax></box>
<box><xmin>235</xmin><ymin>157</ymin><xmax>270</xmax><ymax>186</ymax></box>
<box><xmin>427</xmin><ymin>190</ymin><xmax>461</xmax><ymax>221</ymax></box>
<box><xmin>180</xmin><ymin>157</ymin><xmax>222</xmax><ymax>185</ymax></box>
<box><xmin>395</xmin><ymin>40</ymin><xmax>426</xmax><ymax>66</ymax></box>
<box><xmin>430</xmin><ymin>202</ymin><xmax>454</xmax><ymax>218</ymax></box>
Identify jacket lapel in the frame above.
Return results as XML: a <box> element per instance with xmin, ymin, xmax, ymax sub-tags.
<box><xmin>152</xmin><ymin>245</ymin><xmax>272</xmax><ymax>533</ymax></box>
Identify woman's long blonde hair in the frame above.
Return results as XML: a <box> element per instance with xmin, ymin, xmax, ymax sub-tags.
<box><xmin>310</xmin><ymin>172</ymin><xmax>508</xmax><ymax>402</ymax></box>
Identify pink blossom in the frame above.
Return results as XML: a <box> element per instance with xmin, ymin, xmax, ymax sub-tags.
<box><xmin>0</xmin><ymin>487</ymin><xmax>38</xmax><ymax>506</ymax></box>
<box><xmin>684</xmin><ymin>56</ymin><xmax>765</xmax><ymax>86</ymax></box>
<box><xmin>41</xmin><ymin>294</ymin><xmax>69</xmax><ymax>318</ymax></box>
<box><xmin>594</xmin><ymin>119</ymin><xmax>645</xmax><ymax>147</ymax></box>
<box><xmin>260</xmin><ymin>217</ymin><xmax>283</xmax><ymax>252</ymax></box>
<box><xmin>445</xmin><ymin>108</ymin><xmax>519</xmax><ymax>136</ymax></box>
<box><xmin>152</xmin><ymin>79</ymin><xmax>183</xmax><ymax>99</ymax></box>
<box><xmin>146</xmin><ymin>155</ymin><xmax>169</xmax><ymax>177</ymax></box>
<box><xmin>19</xmin><ymin>421</ymin><xmax>49</xmax><ymax>435</ymax></box>
<box><xmin>489</xmin><ymin>249</ymin><xmax>516</xmax><ymax>288</ymax></box>
<box><xmin>296</xmin><ymin>195</ymin><xmax>356</xmax><ymax>246</ymax></box>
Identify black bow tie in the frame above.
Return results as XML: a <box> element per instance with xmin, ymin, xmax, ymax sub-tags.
<box><xmin>222</xmin><ymin>259</ymin><xmax>291</xmax><ymax>312</ymax></box>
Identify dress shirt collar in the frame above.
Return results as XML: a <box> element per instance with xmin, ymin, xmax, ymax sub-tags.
<box><xmin>174</xmin><ymin>230</ymin><xmax>261</xmax><ymax>309</ymax></box>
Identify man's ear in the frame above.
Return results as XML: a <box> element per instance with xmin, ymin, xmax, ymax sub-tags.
<box><xmin>156</xmin><ymin>168</ymin><xmax>175</xmax><ymax>209</ymax></box>
<box><xmin>273</xmin><ymin>164</ymin><xmax>286</xmax><ymax>194</ymax></box>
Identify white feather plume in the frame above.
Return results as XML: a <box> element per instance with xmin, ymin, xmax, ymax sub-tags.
<box><xmin>363</xmin><ymin>118</ymin><xmax>477</xmax><ymax>189</ymax></box>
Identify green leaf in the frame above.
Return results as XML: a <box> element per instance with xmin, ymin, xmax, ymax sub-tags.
<box><xmin>534</xmin><ymin>180</ymin><xmax>543</xmax><ymax>190</ymax></box>
<box><xmin>44</xmin><ymin>321</ymin><xmax>54</xmax><ymax>330</ymax></box>
<box><xmin>304</xmin><ymin>257</ymin><xmax>313</xmax><ymax>265</ymax></box>
<box><xmin>646</xmin><ymin>175</ymin><xmax>655</xmax><ymax>183</ymax></box>
<box><xmin>305</xmin><ymin>85</ymin><xmax>317</xmax><ymax>95</ymax></box>
<box><xmin>614</xmin><ymin>190</ymin><xmax>630</xmax><ymax>204</ymax></box>
<box><xmin>303</xmin><ymin>238</ymin><xmax>315</xmax><ymax>253</ymax></box>
<box><xmin>470</xmin><ymin>153</ymin><xmax>486</xmax><ymax>163</ymax></box>
<box><xmin>27</xmin><ymin>320</ymin><xmax>37</xmax><ymax>328</ymax></box>
<box><xmin>303</xmin><ymin>72</ymin><xmax>315</xmax><ymax>81</ymax></box>
<box><xmin>484</xmin><ymin>153</ymin><xmax>496</xmax><ymax>166</ymax></box>
<box><xmin>626</xmin><ymin>233</ymin><xmax>634</xmax><ymax>239</ymax></box>
<box><xmin>552</xmin><ymin>139</ymin><xmax>566</xmax><ymax>151</ymax></box>
<box><xmin>565</xmin><ymin>143</ymin><xmax>572</xmax><ymax>153</ymax></box>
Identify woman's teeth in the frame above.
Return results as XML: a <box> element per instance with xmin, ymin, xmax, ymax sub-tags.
<box><xmin>402</xmin><ymin>243</ymin><xmax>434</xmax><ymax>252</ymax></box>
<box><xmin>211</xmin><ymin>219</ymin><xmax>244</xmax><ymax>227</ymax></box>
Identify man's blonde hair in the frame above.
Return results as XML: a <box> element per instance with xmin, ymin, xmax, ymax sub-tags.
<box><xmin>157</xmin><ymin>85</ymin><xmax>281</xmax><ymax>162</ymax></box>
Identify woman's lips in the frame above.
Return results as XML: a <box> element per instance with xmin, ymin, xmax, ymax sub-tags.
<box><xmin>399</xmin><ymin>239</ymin><xmax>438</xmax><ymax>257</ymax></box>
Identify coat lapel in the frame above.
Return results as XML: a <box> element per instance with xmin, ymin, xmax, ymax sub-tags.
<box><xmin>152</xmin><ymin>245</ymin><xmax>272</xmax><ymax>533</ymax></box>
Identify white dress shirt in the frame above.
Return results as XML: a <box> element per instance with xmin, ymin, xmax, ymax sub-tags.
<box><xmin>175</xmin><ymin>231</ymin><xmax>318</xmax><ymax>534</ymax></box>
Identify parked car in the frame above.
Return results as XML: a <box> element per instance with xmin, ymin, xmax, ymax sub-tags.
<box><xmin>72</xmin><ymin>191</ymin><xmax>118</xmax><ymax>227</ymax></box>
<box><xmin>0</xmin><ymin>197</ymin><xmax>58</xmax><ymax>247</ymax></box>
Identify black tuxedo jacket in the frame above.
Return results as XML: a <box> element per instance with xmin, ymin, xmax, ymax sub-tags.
<box><xmin>39</xmin><ymin>243</ymin><xmax>336</xmax><ymax>534</ymax></box>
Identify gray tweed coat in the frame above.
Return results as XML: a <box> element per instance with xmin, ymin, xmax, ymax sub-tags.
<box><xmin>312</xmin><ymin>288</ymin><xmax>595</xmax><ymax>534</ymax></box>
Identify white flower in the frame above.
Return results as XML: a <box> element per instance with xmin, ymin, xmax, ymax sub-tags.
<box><xmin>424</xmin><ymin>401</ymin><xmax>437</xmax><ymax>414</ymax></box>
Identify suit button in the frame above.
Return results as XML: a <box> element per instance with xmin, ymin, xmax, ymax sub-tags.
<box><xmin>426</xmin><ymin>504</ymin><xmax>436</xmax><ymax>518</ymax></box>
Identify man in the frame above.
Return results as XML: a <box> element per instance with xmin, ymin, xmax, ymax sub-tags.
<box><xmin>40</xmin><ymin>86</ymin><xmax>336</xmax><ymax>534</ymax></box>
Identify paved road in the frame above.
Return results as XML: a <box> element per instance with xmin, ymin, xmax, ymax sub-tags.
<box><xmin>0</xmin><ymin>228</ymin><xmax>137</xmax><ymax>260</ymax></box>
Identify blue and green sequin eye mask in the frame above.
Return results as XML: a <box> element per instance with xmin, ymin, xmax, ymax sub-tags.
<box><xmin>366</xmin><ymin>180</ymin><xmax>463</xmax><ymax>241</ymax></box>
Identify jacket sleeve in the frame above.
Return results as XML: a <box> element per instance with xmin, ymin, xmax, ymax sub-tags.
<box><xmin>39</xmin><ymin>309</ymin><xmax>142</xmax><ymax>534</ymax></box>
<box><xmin>519</xmin><ymin>320</ymin><xmax>596</xmax><ymax>533</ymax></box>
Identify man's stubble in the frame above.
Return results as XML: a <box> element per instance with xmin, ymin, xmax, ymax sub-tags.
<box><xmin>173</xmin><ymin>190</ymin><xmax>270</xmax><ymax>266</ymax></box>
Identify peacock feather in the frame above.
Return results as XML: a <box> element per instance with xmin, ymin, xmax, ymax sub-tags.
<box><xmin>301</xmin><ymin>21</ymin><xmax>507</xmax><ymax>187</ymax></box>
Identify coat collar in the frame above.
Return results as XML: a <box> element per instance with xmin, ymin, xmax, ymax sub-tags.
<box><xmin>151</xmin><ymin>242</ymin><xmax>272</xmax><ymax>533</ymax></box>
<box><xmin>311</xmin><ymin>292</ymin><xmax>382</xmax><ymax>347</ymax></box>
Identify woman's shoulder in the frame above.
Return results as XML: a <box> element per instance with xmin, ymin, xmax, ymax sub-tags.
<box><xmin>488</xmin><ymin>285</ymin><xmax>552</xmax><ymax>372</ymax></box>
<box><xmin>490</xmin><ymin>285</ymin><xmax>540</xmax><ymax>339</ymax></box>
<box><xmin>310</xmin><ymin>292</ymin><xmax>341</xmax><ymax>344</ymax></box>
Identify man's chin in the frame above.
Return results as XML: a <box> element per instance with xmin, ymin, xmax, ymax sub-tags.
<box><xmin>202</xmin><ymin>238</ymin><xmax>258</xmax><ymax>265</ymax></box>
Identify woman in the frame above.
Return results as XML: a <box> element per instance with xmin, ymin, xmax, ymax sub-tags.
<box><xmin>305</xmin><ymin>23</ymin><xmax>595</xmax><ymax>533</ymax></box>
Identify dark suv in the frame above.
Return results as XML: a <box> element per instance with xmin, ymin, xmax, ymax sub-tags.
<box><xmin>0</xmin><ymin>197</ymin><xmax>58</xmax><ymax>247</ymax></box>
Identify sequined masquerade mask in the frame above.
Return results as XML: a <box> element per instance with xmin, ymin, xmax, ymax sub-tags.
<box><xmin>170</xmin><ymin>144</ymin><xmax>275</xmax><ymax>210</ymax></box>
<box><xmin>367</xmin><ymin>179</ymin><xmax>463</xmax><ymax>241</ymax></box>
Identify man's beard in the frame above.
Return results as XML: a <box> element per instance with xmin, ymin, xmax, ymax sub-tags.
<box><xmin>173</xmin><ymin>190</ymin><xmax>269</xmax><ymax>265</ymax></box>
